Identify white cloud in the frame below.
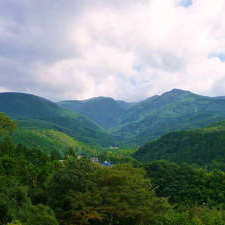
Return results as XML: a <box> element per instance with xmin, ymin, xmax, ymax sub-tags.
<box><xmin>0</xmin><ymin>87</ymin><xmax>9</xmax><ymax>93</ymax></box>
<box><xmin>0</xmin><ymin>0</ymin><xmax>225</xmax><ymax>101</ymax></box>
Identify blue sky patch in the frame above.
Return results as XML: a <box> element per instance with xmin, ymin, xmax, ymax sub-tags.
<box><xmin>209</xmin><ymin>53</ymin><xmax>225</xmax><ymax>62</ymax></box>
<box><xmin>179</xmin><ymin>0</ymin><xmax>193</xmax><ymax>7</ymax></box>
<box><xmin>130</xmin><ymin>78</ymin><xmax>137</xmax><ymax>86</ymax></box>
<box><xmin>133</xmin><ymin>65</ymin><xmax>142</xmax><ymax>72</ymax></box>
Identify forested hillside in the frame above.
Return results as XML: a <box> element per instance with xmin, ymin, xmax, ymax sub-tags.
<box><xmin>134</xmin><ymin>120</ymin><xmax>225</xmax><ymax>166</ymax></box>
<box><xmin>2</xmin><ymin>90</ymin><xmax>225</xmax><ymax>147</ymax></box>
<box><xmin>0</xmin><ymin>93</ymin><xmax>117</xmax><ymax>147</ymax></box>
<box><xmin>11</xmin><ymin>128</ymin><xmax>94</xmax><ymax>156</ymax></box>
<box><xmin>58</xmin><ymin>97</ymin><xmax>134</xmax><ymax>129</ymax></box>
<box><xmin>1</xmin><ymin>113</ymin><xmax>225</xmax><ymax>225</ymax></box>
<box><xmin>59</xmin><ymin>89</ymin><xmax>225</xmax><ymax>144</ymax></box>
<box><xmin>143</xmin><ymin>160</ymin><xmax>225</xmax><ymax>207</ymax></box>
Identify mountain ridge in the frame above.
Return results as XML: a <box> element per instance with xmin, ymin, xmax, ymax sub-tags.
<box><xmin>2</xmin><ymin>89</ymin><xmax>225</xmax><ymax>146</ymax></box>
<box><xmin>58</xmin><ymin>89</ymin><xmax>225</xmax><ymax>144</ymax></box>
<box><xmin>58</xmin><ymin>96</ymin><xmax>135</xmax><ymax>129</ymax></box>
<box><xmin>0</xmin><ymin>92</ymin><xmax>118</xmax><ymax>147</ymax></box>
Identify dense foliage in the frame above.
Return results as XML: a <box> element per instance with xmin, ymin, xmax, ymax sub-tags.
<box><xmin>0</xmin><ymin>112</ymin><xmax>17</xmax><ymax>137</ymax></box>
<box><xmin>47</xmin><ymin>158</ymin><xmax>170</xmax><ymax>225</ymax></box>
<box><xmin>134</xmin><ymin>121</ymin><xmax>225</xmax><ymax>166</ymax></box>
<box><xmin>0</xmin><ymin>142</ymin><xmax>59</xmax><ymax>224</ymax></box>
<box><xmin>143</xmin><ymin>161</ymin><xmax>225</xmax><ymax>207</ymax></box>
<box><xmin>0</xmin><ymin>137</ymin><xmax>169</xmax><ymax>224</ymax></box>
<box><xmin>3</xmin><ymin>113</ymin><xmax>225</xmax><ymax>224</ymax></box>
<box><xmin>11</xmin><ymin>128</ymin><xmax>95</xmax><ymax>155</ymax></box>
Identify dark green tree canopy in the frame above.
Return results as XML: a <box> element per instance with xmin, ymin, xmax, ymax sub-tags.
<box><xmin>0</xmin><ymin>112</ymin><xmax>17</xmax><ymax>138</ymax></box>
<box><xmin>47</xmin><ymin>158</ymin><xmax>169</xmax><ymax>225</ymax></box>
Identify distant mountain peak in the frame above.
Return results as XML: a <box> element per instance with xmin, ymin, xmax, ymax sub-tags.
<box><xmin>84</xmin><ymin>96</ymin><xmax>116</xmax><ymax>103</ymax></box>
<box><xmin>161</xmin><ymin>88</ymin><xmax>194</xmax><ymax>97</ymax></box>
<box><xmin>169</xmin><ymin>88</ymin><xmax>192</xmax><ymax>94</ymax></box>
<box><xmin>0</xmin><ymin>91</ymin><xmax>43</xmax><ymax>98</ymax></box>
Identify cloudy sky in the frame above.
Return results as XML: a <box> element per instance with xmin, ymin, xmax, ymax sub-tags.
<box><xmin>0</xmin><ymin>0</ymin><xmax>225</xmax><ymax>101</ymax></box>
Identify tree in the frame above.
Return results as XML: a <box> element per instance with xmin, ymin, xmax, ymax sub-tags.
<box><xmin>0</xmin><ymin>113</ymin><xmax>17</xmax><ymax>138</ymax></box>
<box><xmin>50</xmin><ymin>150</ymin><xmax>62</xmax><ymax>161</ymax></box>
<box><xmin>0</xmin><ymin>176</ymin><xmax>58</xmax><ymax>225</ymax></box>
<box><xmin>47</xmin><ymin>158</ymin><xmax>170</xmax><ymax>225</ymax></box>
<box><xmin>26</xmin><ymin>204</ymin><xmax>58</xmax><ymax>225</ymax></box>
<box><xmin>64</xmin><ymin>147</ymin><xmax>77</xmax><ymax>159</ymax></box>
<box><xmin>0</xmin><ymin>136</ymin><xmax>15</xmax><ymax>156</ymax></box>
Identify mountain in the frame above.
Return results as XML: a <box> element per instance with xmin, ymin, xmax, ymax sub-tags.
<box><xmin>59</xmin><ymin>89</ymin><xmax>225</xmax><ymax>144</ymax></box>
<box><xmin>0</xmin><ymin>92</ymin><xmax>117</xmax><ymax>147</ymax></box>
<box><xmin>133</xmin><ymin>120</ymin><xmax>225</xmax><ymax>166</ymax></box>
<box><xmin>3</xmin><ymin>89</ymin><xmax>225</xmax><ymax>148</ymax></box>
<box><xmin>111</xmin><ymin>89</ymin><xmax>225</xmax><ymax>143</ymax></box>
<box><xmin>58</xmin><ymin>97</ymin><xmax>135</xmax><ymax>129</ymax></box>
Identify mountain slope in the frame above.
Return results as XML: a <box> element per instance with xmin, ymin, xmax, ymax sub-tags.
<box><xmin>0</xmin><ymin>92</ymin><xmax>117</xmax><ymax>147</ymax></box>
<box><xmin>112</xmin><ymin>89</ymin><xmax>225</xmax><ymax>144</ymax></box>
<box><xmin>11</xmin><ymin>128</ymin><xmax>94</xmax><ymax>156</ymax></box>
<box><xmin>3</xmin><ymin>90</ymin><xmax>225</xmax><ymax>147</ymax></box>
<box><xmin>134</xmin><ymin>120</ymin><xmax>225</xmax><ymax>165</ymax></box>
<box><xmin>59</xmin><ymin>89</ymin><xmax>225</xmax><ymax>145</ymax></box>
<box><xmin>58</xmin><ymin>97</ymin><xmax>134</xmax><ymax>129</ymax></box>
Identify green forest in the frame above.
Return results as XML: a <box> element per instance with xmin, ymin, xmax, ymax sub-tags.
<box><xmin>134</xmin><ymin>120</ymin><xmax>225</xmax><ymax>168</ymax></box>
<box><xmin>3</xmin><ymin>90</ymin><xmax>225</xmax><ymax>148</ymax></box>
<box><xmin>2</xmin><ymin>90</ymin><xmax>225</xmax><ymax>224</ymax></box>
<box><xmin>2</xmin><ymin>112</ymin><xmax>225</xmax><ymax>225</ymax></box>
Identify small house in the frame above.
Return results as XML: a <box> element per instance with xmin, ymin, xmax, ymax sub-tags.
<box><xmin>91</xmin><ymin>157</ymin><xmax>99</xmax><ymax>163</ymax></box>
<box><xmin>101</xmin><ymin>161</ymin><xmax>113</xmax><ymax>167</ymax></box>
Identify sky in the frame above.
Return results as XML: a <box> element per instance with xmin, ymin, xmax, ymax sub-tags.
<box><xmin>0</xmin><ymin>0</ymin><xmax>225</xmax><ymax>101</ymax></box>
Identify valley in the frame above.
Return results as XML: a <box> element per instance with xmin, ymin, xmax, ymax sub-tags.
<box><xmin>2</xmin><ymin>89</ymin><xmax>225</xmax><ymax>225</ymax></box>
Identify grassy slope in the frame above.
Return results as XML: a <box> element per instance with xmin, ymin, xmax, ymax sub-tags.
<box><xmin>11</xmin><ymin>128</ymin><xmax>96</xmax><ymax>156</ymax></box>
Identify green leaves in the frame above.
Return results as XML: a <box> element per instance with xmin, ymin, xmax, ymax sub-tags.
<box><xmin>135</xmin><ymin>123</ymin><xmax>225</xmax><ymax>166</ymax></box>
<box><xmin>0</xmin><ymin>112</ymin><xmax>17</xmax><ymax>138</ymax></box>
<box><xmin>47</xmin><ymin>159</ymin><xmax>169</xmax><ymax>225</ymax></box>
<box><xmin>144</xmin><ymin>161</ymin><xmax>225</xmax><ymax>209</ymax></box>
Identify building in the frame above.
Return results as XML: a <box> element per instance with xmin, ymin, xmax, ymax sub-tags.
<box><xmin>91</xmin><ymin>157</ymin><xmax>99</xmax><ymax>163</ymax></box>
<box><xmin>101</xmin><ymin>161</ymin><xmax>114</xmax><ymax>167</ymax></box>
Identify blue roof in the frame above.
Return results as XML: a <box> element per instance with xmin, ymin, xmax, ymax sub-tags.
<box><xmin>101</xmin><ymin>161</ymin><xmax>113</xmax><ymax>167</ymax></box>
